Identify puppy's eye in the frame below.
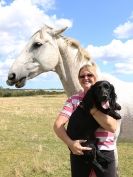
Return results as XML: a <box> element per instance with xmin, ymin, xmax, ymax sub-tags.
<box><xmin>104</xmin><ymin>84</ymin><xmax>109</xmax><ymax>89</ymax></box>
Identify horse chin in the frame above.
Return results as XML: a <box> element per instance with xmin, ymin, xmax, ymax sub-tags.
<box><xmin>15</xmin><ymin>82</ymin><xmax>25</xmax><ymax>88</ymax></box>
<box><xmin>15</xmin><ymin>77</ymin><xmax>26</xmax><ymax>88</ymax></box>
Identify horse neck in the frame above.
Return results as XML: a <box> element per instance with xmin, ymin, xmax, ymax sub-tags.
<box><xmin>55</xmin><ymin>37</ymin><xmax>82</xmax><ymax>97</ymax></box>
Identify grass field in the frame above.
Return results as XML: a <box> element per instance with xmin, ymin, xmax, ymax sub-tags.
<box><xmin>0</xmin><ymin>95</ymin><xmax>132</xmax><ymax>177</ymax></box>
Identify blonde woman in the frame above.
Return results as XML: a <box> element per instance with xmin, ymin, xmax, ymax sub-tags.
<box><xmin>54</xmin><ymin>63</ymin><xmax>117</xmax><ymax>177</ymax></box>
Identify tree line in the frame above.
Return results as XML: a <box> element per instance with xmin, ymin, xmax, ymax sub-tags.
<box><xmin>0</xmin><ymin>87</ymin><xmax>65</xmax><ymax>97</ymax></box>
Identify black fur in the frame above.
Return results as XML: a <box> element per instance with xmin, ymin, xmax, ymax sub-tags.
<box><xmin>67</xmin><ymin>80</ymin><xmax>121</xmax><ymax>172</ymax></box>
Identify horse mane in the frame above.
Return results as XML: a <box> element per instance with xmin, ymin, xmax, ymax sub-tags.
<box><xmin>64</xmin><ymin>37</ymin><xmax>91</xmax><ymax>61</ymax></box>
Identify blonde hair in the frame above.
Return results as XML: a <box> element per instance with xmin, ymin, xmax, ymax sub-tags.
<box><xmin>78</xmin><ymin>62</ymin><xmax>99</xmax><ymax>81</ymax></box>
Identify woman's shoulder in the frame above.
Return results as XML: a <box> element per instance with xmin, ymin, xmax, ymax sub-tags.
<box><xmin>65</xmin><ymin>91</ymin><xmax>84</xmax><ymax>108</ymax></box>
<box><xmin>69</xmin><ymin>91</ymin><xmax>85</xmax><ymax>100</ymax></box>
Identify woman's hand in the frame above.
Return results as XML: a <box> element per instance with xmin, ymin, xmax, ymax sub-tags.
<box><xmin>68</xmin><ymin>140</ymin><xmax>92</xmax><ymax>155</ymax></box>
<box><xmin>54</xmin><ymin>115</ymin><xmax>92</xmax><ymax>155</ymax></box>
<box><xmin>53</xmin><ymin>115</ymin><xmax>92</xmax><ymax>155</ymax></box>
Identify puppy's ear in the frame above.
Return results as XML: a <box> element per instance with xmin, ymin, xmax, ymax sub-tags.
<box><xmin>110</xmin><ymin>84</ymin><xmax>117</xmax><ymax>105</ymax></box>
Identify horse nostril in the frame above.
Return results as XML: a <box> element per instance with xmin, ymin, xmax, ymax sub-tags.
<box><xmin>8</xmin><ymin>73</ymin><xmax>16</xmax><ymax>80</ymax></box>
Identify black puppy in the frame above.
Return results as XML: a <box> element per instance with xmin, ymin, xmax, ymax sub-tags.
<box><xmin>67</xmin><ymin>80</ymin><xmax>121</xmax><ymax>172</ymax></box>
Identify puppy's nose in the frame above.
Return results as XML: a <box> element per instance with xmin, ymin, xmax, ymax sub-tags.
<box><xmin>102</xmin><ymin>95</ymin><xmax>107</xmax><ymax>100</ymax></box>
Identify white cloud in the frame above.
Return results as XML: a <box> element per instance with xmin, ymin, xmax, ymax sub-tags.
<box><xmin>32</xmin><ymin>0</ymin><xmax>55</xmax><ymax>11</ymax></box>
<box><xmin>0</xmin><ymin>58</ymin><xmax>14</xmax><ymax>80</ymax></box>
<box><xmin>113</xmin><ymin>15</ymin><xmax>133</xmax><ymax>39</ymax></box>
<box><xmin>0</xmin><ymin>0</ymin><xmax>71</xmax><ymax>37</ymax></box>
<box><xmin>87</xmin><ymin>39</ymin><xmax>133</xmax><ymax>59</ymax></box>
<box><xmin>115</xmin><ymin>58</ymin><xmax>133</xmax><ymax>74</ymax></box>
<box><xmin>87</xmin><ymin>39</ymin><xmax>133</xmax><ymax>75</ymax></box>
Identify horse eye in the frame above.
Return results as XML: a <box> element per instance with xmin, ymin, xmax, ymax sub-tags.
<box><xmin>32</xmin><ymin>42</ymin><xmax>42</xmax><ymax>49</ymax></box>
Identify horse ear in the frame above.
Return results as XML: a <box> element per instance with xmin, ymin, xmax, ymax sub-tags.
<box><xmin>44</xmin><ymin>24</ymin><xmax>53</xmax><ymax>30</ymax></box>
<box><xmin>53</xmin><ymin>27</ymin><xmax>68</xmax><ymax>36</ymax></box>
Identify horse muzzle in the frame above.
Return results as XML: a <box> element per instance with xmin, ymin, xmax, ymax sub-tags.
<box><xmin>6</xmin><ymin>73</ymin><xmax>26</xmax><ymax>88</ymax></box>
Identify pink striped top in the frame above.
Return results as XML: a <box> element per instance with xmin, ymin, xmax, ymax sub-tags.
<box><xmin>60</xmin><ymin>91</ymin><xmax>116</xmax><ymax>151</ymax></box>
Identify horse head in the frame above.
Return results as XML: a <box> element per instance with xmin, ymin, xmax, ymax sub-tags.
<box><xmin>6</xmin><ymin>25</ymin><xmax>67</xmax><ymax>88</ymax></box>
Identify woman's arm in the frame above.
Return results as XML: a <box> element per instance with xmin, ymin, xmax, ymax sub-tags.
<box><xmin>90</xmin><ymin>108</ymin><xmax>117</xmax><ymax>133</ymax></box>
<box><xmin>53</xmin><ymin>114</ymin><xmax>92</xmax><ymax>155</ymax></box>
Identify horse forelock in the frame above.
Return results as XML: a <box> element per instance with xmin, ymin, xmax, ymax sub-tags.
<box><xmin>32</xmin><ymin>30</ymin><xmax>40</xmax><ymax>38</ymax></box>
<box><xmin>40</xmin><ymin>29</ymin><xmax>44</xmax><ymax>39</ymax></box>
<box><xmin>31</xmin><ymin>26</ymin><xmax>49</xmax><ymax>39</ymax></box>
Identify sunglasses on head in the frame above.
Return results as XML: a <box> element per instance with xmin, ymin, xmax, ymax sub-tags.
<box><xmin>79</xmin><ymin>73</ymin><xmax>94</xmax><ymax>79</ymax></box>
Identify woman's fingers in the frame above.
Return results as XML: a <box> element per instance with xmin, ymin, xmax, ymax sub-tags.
<box><xmin>70</xmin><ymin>139</ymin><xmax>92</xmax><ymax>155</ymax></box>
<box><xmin>81</xmin><ymin>146</ymin><xmax>92</xmax><ymax>151</ymax></box>
<box><xmin>79</xmin><ymin>139</ymin><xmax>92</xmax><ymax>151</ymax></box>
<box><xmin>79</xmin><ymin>139</ymin><xmax>87</xmax><ymax>143</ymax></box>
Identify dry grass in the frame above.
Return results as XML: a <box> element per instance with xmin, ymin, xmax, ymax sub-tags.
<box><xmin>0</xmin><ymin>95</ymin><xmax>132</xmax><ymax>177</ymax></box>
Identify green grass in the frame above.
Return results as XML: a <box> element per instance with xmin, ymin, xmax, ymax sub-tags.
<box><xmin>0</xmin><ymin>95</ymin><xmax>132</xmax><ymax>177</ymax></box>
<box><xmin>117</xmin><ymin>141</ymin><xmax>133</xmax><ymax>177</ymax></box>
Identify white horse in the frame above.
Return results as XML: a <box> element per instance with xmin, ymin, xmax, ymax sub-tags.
<box><xmin>6</xmin><ymin>25</ymin><xmax>133</xmax><ymax>176</ymax></box>
<box><xmin>7</xmin><ymin>25</ymin><xmax>93</xmax><ymax>97</ymax></box>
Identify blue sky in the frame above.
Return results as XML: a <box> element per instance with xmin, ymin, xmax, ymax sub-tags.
<box><xmin>0</xmin><ymin>0</ymin><xmax>133</xmax><ymax>89</ymax></box>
